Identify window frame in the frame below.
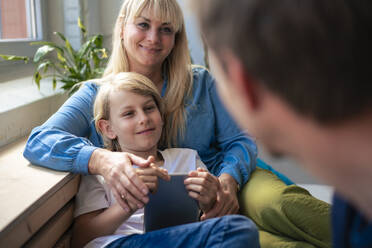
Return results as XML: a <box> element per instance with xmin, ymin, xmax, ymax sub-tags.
<box><xmin>0</xmin><ymin>0</ymin><xmax>46</xmax><ymax>65</ymax></box>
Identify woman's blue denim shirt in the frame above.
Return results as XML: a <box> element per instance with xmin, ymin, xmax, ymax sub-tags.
<box><xmin>23</xmin><ymin>67</ymin><xmax>257</xmax><ymax>187</ymax></box>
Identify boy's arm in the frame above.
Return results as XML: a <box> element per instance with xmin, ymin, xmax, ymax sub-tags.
<box><xmin>200</xmin><ymin>173</ymin><xmax>239</xmax><ymax>220</ymax></box>
<box><xmin>72</xmin><ymin>175</ymin><xmax>138</xmax><ymax>248</ymax></box>
<box><xmin>195</xmin><ymin>154</ymin><xmax>239</xmax><ymax>219</ymax></box>
<box><xmin>71</xmin><ymin>204</ymin><xmax>134</xmax><ymax>248</ymax></box>
<box><xmin>185</xmin><ymin>167</ymin><xmax>220</xmax><ymax>214</ymax></box>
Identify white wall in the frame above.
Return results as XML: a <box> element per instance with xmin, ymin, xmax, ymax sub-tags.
<box><xmin>46</xmin><ymin>0</ymin><xmax>65</xmax><ymax>44</ymax></box>
<box><xmin>177</xmin><ymin>0</ymin><xmax>205</xmax><ymax>66</ymax></box>
<box><xmin>99</xmin><ymin>0</ymin><xmax>122</xmax><ymax>36</ymax></box>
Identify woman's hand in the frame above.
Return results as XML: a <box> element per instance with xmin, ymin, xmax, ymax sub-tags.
<box><xmin>184</xmin><ymin>168</ymin><xmax>220</xmax><ymax>213</ymax></box>
<box><xmin>200</xmin><ymin>173</ymin><xmax>240</xmax><ymax>220</ymax></box>
<box><xmin>135</xmin><ymin>164</ymin><xmax>170</xmax><ymax>193</ymax></box>
<box><xmin>88</xmin><ymin>148</ymin><xmax>153</xmax><ymax>212</ymax></box>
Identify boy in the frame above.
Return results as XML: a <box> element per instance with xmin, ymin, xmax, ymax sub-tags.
<box><xmin>192</xmin><ymin>0</ymin><xmax>372</xmax><ymax>247</ymax></box>
<box><xmin>71</xmin><ymin>72</ymin><xmax>258</xmax><ymax>248</ymax></box>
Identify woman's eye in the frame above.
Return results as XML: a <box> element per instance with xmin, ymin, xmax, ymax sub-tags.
<box><xmin>137</xmin><ymin>22</ymin><xmax>149</xmax><ymax>29</ymax></box>
<box><xmin>161</xmin><ymin>27</ymin><xmax>173</xmax><ymax>34</ymax></box>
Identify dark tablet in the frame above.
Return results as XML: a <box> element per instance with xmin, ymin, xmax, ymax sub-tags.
<box><xmin>144</xmin><ymin>174</ymin><xmax>200</xmax><ymax>232</ymax></box>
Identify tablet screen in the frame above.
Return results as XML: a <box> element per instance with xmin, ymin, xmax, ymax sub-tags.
<box><xmin>144</xmin><ymin>174</ymin><xmax>200</xmax><ymax>232</ymax></box>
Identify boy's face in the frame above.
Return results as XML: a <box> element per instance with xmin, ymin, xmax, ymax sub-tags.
<box><xmin>107</xmin><ymin>89</ymin><xmax>163</xmax><ymax>154</ymax></box>
<box><xmin>209</xmin><ymin>49</ymin><xmax>353</xmax><ymax>189</ymax></box>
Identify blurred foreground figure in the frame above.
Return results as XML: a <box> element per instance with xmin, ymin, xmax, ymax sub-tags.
<box><xmin>192</xmin><ymin>0</ymin><xmax>372</xmax><ymax>247</ymax></box>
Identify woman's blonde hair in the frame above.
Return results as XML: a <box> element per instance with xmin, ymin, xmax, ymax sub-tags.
<box><xmin>94</xmin><ymin>72</ymin><xmax>166</xmax><ymax>151</ymax></box>
<box><xmin>103</xmin><ymin>0</ymin><xmax>193</xmax><ymax>147</ymax></box>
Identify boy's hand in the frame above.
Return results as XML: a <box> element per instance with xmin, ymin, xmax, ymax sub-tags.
<box><xmin>200</xmin><ymin>174</ymin><xmax>240</xmax><ymax>220</ymax></box>
<box><xmin>135</xmin><ymin>163</ymin><xmax>170</xmax><ymax>193</ymax></box>
<box><xmin>184</xmin><ymin>168</ymin><xmax>220</xmax><ymax>213</ymax></box>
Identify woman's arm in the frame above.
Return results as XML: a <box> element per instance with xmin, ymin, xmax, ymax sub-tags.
<box><xmin>23</xmin><ymin>82</ymin><xmax>99</xmax><ymax>174</ymax></box>
<box><xmin>187</xmin><ymin>68</ymin><xmax>257</xmax><ymax>188</ymax></box>
<box><xmin>208</xmin><ymin>80</ymin><xmax>257</xmax><ymax>187</ymax></box>
<box><xmin>203</xmin><ymin>69</ymin><xmax>258</xmax><ymax>217</ymax></box>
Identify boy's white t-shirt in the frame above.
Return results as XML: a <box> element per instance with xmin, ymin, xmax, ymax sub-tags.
<box><xmin>74</xmin><ymin>148</ymin><xmax>207</xmax><ymax>248</ymax></box>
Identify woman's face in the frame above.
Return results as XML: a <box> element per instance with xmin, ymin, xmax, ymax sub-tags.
<box><xmin>122</xmin><ymin>8</ymin><xmax>176</xmax><ymax>71</ymax></box>
<box><xmin>107</xmin><ymin>89</ymin><xmax>163</xmax><ymax>154</ymax></box>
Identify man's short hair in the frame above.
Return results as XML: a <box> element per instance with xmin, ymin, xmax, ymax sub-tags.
<box><xmin>195</xmin><ymin>0</ymin><xmax>372</xmax><ymax>122</ymax></box>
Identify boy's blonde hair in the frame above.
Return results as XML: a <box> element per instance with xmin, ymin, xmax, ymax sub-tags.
<box><xmin>94</xmin><ymin>72</ymin><xmax>166</xmax><ymax>151</ymax></box>
<box><xmin>103</xmin><ymin>0</ymin><xmax>193</xmax><ymax>147</ymax></box>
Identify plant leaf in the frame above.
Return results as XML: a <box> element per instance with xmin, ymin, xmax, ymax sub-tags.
<box><xmin>77</xmin><ymin>39</ymin><xmax>93</xmax><ymax>58</ymax></box>
<box><xmin>36</xmin><ymin>61</ymin><xmax>52</xmax><ymax>73</ymax></box>
<box><xmin>91</xmin><ymin>52</ymin><xmax>100</xmax><ymax>68</ymax></box>
<box><xmin>78</xmin><ymin>17</ymin><xmax>87</xmax><ymax>38</ymax></box>
<box><xmin>69</xmin><ymin>82</ymin><xmax>83</xmax><ymax>95</ymax></box>
<box><xmin>77</xmin><ymin>34</ymin><xmax>103</xmax><ymax>58</ymax></box>
<box><xmin>54</xmin><ymin>31</ymin><xmax>67</xmax><ymax>42</ymax></box>
<box><xmin>60</xmin><ymin>78</ymin><xmax>80</xmax><ymax>94</ymax></box>
<box><xmin>95</xmin><ymin>48</ymin><xmax>108</xmax><ymax>59</ymax></box>
<box><xmin>54</xmin><ymin>31</ymin><xmax>76</xmax><ymax>58</ymax></box>
<box><xmin>30</xmin><ymin>41</ymin><xmax>64</xmax><ymax>54</ymax></box>
<box><xmin>34</xmin><ymin>45</ymin><xmax>55</xmax><ymax>63</ymax></box>
<box><xmin>52</xmin><ymin>77</ymin><xmax>57</xmax><ymax>90</ymax></box>
<box><xmin>80</xmin><ymin>63</ymin><xmax>88</xmax><ymax>78</ymax></box>
<box><xmin>0</xmin><ymin>54</ymin><xmax>29</xmax><ymax>63</ymax></box>
<box><xmin>57</xmin><ymin>52</ymin><xmax>67</xmax><ymax>64</ymax></box>
<box><xmin>93</xmin><ymin>35</ymin><xmax>103</xmax><ymax>48</ymax></box>
<box><xmin>93</xmin><ymin>68</ymin><xmax>104</xmax><ymax>78</ymax></box>
<box><xmin>34</xmin><ymin>72</ymin><xmax>42</xmax><ymax>89</ymax></box>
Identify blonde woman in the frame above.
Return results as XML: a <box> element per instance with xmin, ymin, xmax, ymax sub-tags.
<box><xmin>24</xmin><ymin>0</ymin><xmax>261</xmax><ymax>218</ymax></box>
<box><xmin>71</xmin><ymin>72</ymin><xmax>258</xmax><ymax>248</ymax></box>
<box><xmin>23</xmin><ymin>0</ymin><xmax>330</xmax><ymax>247</ymax></box>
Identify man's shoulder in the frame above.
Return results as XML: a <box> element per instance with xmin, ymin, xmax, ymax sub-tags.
<box><xmin>332</xmin><ymin>194</ymin><xmax>372</xmax><ymax>247</ymax></box>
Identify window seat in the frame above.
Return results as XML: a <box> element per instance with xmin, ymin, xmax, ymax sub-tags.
<box><xmin>0</xmin><ymin>71</ymin><xmax>67</xmax><ymax>148</ymax></box>
<box><xmin>0</xmin><ymin>137</ymin><xmax>80</xmax><ymax>247</ymax></box>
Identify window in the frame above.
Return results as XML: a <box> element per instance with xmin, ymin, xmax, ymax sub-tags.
<box><xmin>0</xmin><ymin>0</ymin><xmax>44</xmax><ymax>65</ymax></box>
<box><xmin>0</xmin><ymin>0</ymin><xmax>42</xmax><ymax>41</ymax></box>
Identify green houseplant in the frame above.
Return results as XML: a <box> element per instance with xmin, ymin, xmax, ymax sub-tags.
<box><xmin>0</xmin><ymin>18</ymin><xmax>108</xmax><ymax>94</ymax></box>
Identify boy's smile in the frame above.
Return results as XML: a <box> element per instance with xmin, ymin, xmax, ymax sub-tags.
<box><xmin>136</xmin><ymin>128</ymin><xmax>156</xmax><ymax>135</ymax></box>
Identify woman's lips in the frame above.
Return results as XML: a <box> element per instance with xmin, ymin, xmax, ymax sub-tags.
<box><xmin>139</xmin><ymin>44</ymin><xmax>161</xmax><ymax>54</ymax></box>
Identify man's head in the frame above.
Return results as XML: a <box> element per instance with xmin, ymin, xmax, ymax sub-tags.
<box><xmin>193</xmin><ymin>0</ymin><xmax>372</xmax><ymax>196</ymax></box>
<box><xmin>196</xmin><ymin>0</ymin><xmax>372</xmax><ymax>122</ymax></box>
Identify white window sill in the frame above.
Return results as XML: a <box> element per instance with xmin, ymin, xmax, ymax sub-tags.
<box><xmin>0</xmin><ymin>73</ymin><xmax>68</xmax><ymax>147</ymax></box>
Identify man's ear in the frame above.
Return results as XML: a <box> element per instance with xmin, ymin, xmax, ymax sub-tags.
<box><xmin>225</xmin><ymin>52</ymin><xmax>260</xmax><ymax>110</ymax></box>
<box><xmin>97</xmin><ymin>119</ymin><xmax>117</xmax><ymax>140</ymax></box>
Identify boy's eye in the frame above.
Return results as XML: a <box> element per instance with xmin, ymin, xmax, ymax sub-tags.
<box><xmin>123</xmin><ymin>111</ymin><xmax>134</xmax><ymax>117</ymax></box>
<box><xmin>144</xmin><ymin>105</ymin><xmax>156</xmax><ymax>112</ymax></box>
